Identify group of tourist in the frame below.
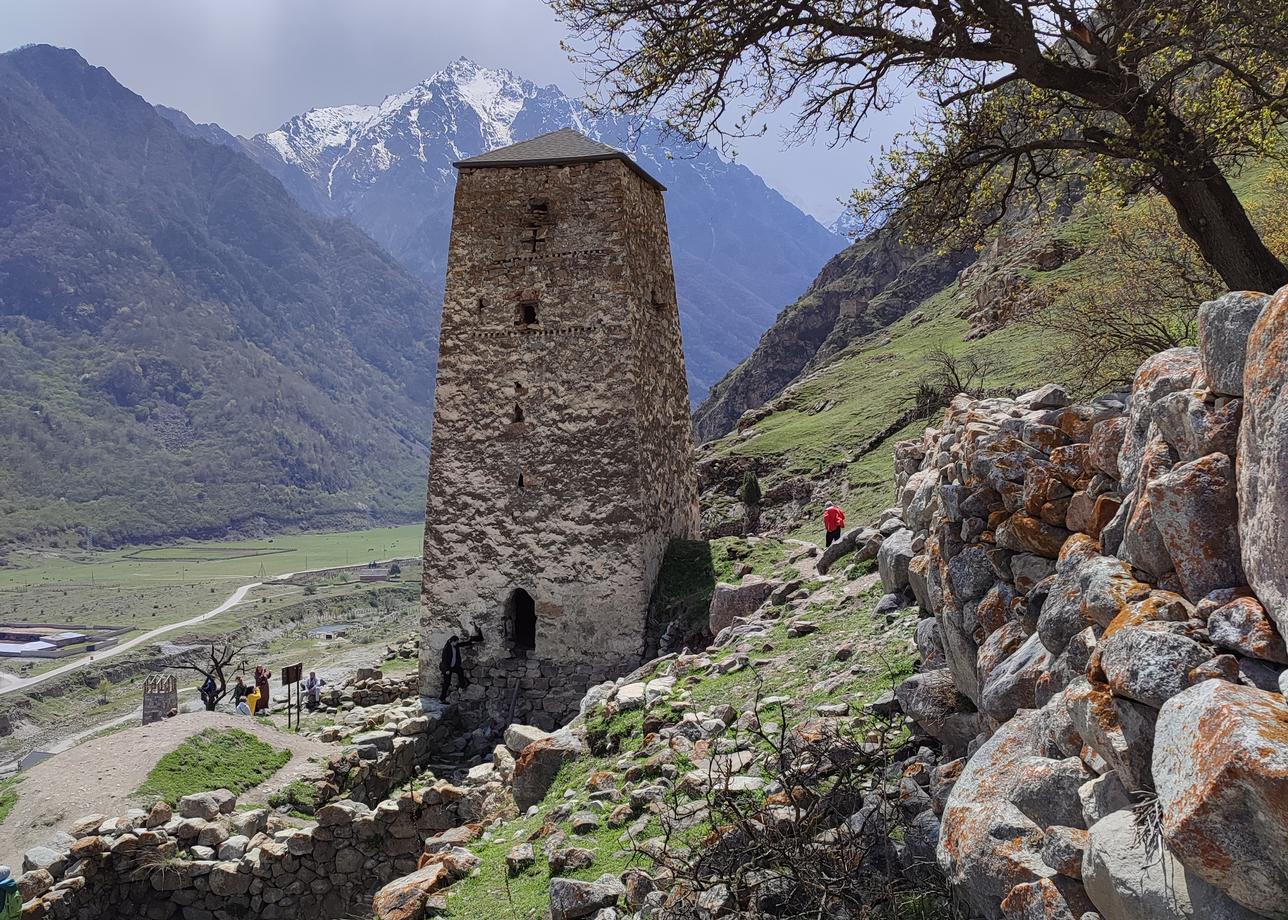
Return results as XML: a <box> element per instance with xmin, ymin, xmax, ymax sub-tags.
<box><xmin>224</xmin><ymin>666</ymin><xmax>325</xmax><ymax>715</ymax></box>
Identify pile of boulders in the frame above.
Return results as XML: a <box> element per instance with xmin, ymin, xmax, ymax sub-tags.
<box><xmin>17</xmin><ymin>777</ymin><xmax>497</xmax><ymax>920</ymax></box>
<box><xmin>384</xmin><ymin>635</ymin><xmax>421</xmax><ymax>663</ymax></box>
<box><xmin>885</xmin><ymin>287</ymin><xmax>1288</xmax><ymax>919</ymax></box>
<box><xmin>315</xmin><ymin>668</ymin><xmax>420</xmax><ymax>711</ymax></box>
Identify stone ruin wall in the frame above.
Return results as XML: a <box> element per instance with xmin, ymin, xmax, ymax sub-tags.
<box><xmin>883</xmin><ymin>287</ymin><xmax>1288</xmax><ymax>919</ymax></box>
<box><xmin>420</xmin><ymin>159</ymin><xmax>698</xmax><ymax>731</ymax></box>
<box><xmin>18</xmin><ymin>695</ymin><xmax>483</xmax><ymax>920</ymax></box>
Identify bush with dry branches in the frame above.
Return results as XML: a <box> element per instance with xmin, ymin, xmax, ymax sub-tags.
<box><xmin>633</xmin><ymin>684</ymin><xmax>963</xmax><ymax>920</ymax></box>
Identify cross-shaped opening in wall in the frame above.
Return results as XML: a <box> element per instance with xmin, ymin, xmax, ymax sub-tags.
<box><xmin>522</xmin><ymin>226</ymin><xmax>547</xmax><ymax>253</ymax></box>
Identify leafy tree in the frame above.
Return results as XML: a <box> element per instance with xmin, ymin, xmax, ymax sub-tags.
<box><xmin>551</xmin><ymin>0</ymin><xmax>1288</xmax><ymax>291</ymax></box>
<box><xmin>738</xmin><ymin>471</ymin><xmax>763</xmax><ymax>507</ymax></box>
<box><xmin>1035</xmin><ymin>198</ymin><xmax>1220</xmax><ymax>391</ymax></box>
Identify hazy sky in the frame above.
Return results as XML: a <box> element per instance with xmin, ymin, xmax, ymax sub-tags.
<box><xmin>1</xmin><ymin>0</ymin><xmax>911</xmax><ymax>223</ymax></box>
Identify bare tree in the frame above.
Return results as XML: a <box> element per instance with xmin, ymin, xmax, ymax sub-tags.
<box><xmin>906</xmin><ymin>347</ymin><xmax>998</xmax><ymax>418</ymax></box>
<box><xmin>174</xmin><ymin>640</ymin><xmax>246</xmax><ymax>711</ymax></box>
<box><xmin>551</xmin><ymin>0</ymin><xmax>1288</xmax><ymax>292</ymax></box>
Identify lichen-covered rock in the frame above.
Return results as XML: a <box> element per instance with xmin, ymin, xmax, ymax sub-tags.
<box><xmin>1066</xmin><ymin>678</ymin><xmax>1157</xmax><ymax>792</ymax></box>
<box><xmin>982</xmin><ymin>633</ymin><xmax>1053</xmax><ymax>723</ymax></box>
<box><xmin>1096</xmin><ymin>622</ymin><xmax>1212</xmax><ymax>710</ymax></box>
<box><xmin>1198</xmin><ymin>290</ymin><xmax>1269</xmax><ymax>397</ymax></box>
<box><xmin>1089</xmin><ymin>417</ymin><xmax>1127</xmax><ymax>479</ymax></box>
<box><xmin>996</xmin><ymin>514</ymin><xmax>1071</xmax><ymax>559</ymax></box>
<box><xmin>938</xmin><ymin>710</ymin><xmax>1054</xmax><ymax>920</ymax></box>
<box><xmin>371</xmin><ymin>862</ymin><xmax>453</xmax><ymax>920</ymax></box>
<box><xmin>1001</xmin><ymin>877</ymin><xmax>1093</xmax><ymax>920</ymax></box>
<box><xmin>513</xmin><ymin>731</ymin><xmax>584</xmax><ymax>810</ymax></box>
<box><xmin>1153</xmin><ymin>680</ymin><xmax>1288</xmax><ymax>916</ymax></box>
<box><xmin>1239</xmin><ymin>285</ymin><xmax>1288</xmax><ymax>638</ymax></box>
<box><xmin>1082</xmin><ymin>808</ymin><xmax>1263</xmax><ymax>920</ymax></box>
<box><xmin>1153</xmin><ymin>390</ymin><xmax>1241</xmax><ymax>461</ymax></box>
<box><xmin>879</xmin><ymin>528</ymin><xmax>917</xmax><ymax>593</ymax></box>
<box><xmin>1147</xmin><ymin>453</ymin><xmax>1245</xmax><ymax>602</ymax></box>
<box><xmin>1118</xmin><ymin>348</ymin><xmax>1200</xmax><ymax>492</ymax></box>
<box><xmin>1207</xmin><ymin>596</ymin><xmax>1288</xmax><ymax>664</ymax></box>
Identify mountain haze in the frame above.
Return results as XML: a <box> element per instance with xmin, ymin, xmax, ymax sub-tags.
<box><xmin>0</xmin><ymin>45</ymin><xmax>437</xmax><ymax>547</ymax></box>
<box><xmin>238</xmin><ymin>58</ymin><xmax>844</xmax><ymax>400</ymax></box>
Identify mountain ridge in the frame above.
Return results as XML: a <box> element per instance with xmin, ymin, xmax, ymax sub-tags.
<box><xmin>0</xmin><ymin>44</ymin><xmax>438</xmax><ymax>548</ymax></box>
<box><xmin>235</xmin><ymin>57</ymin><xmax>846</xmax><ymax>401</ymax></box>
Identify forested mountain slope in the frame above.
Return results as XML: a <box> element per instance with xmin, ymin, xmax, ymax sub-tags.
<box><xmin>0</xmin><ymin>45</ymin><xmax>438</xmax><ymax>548</ymax></box>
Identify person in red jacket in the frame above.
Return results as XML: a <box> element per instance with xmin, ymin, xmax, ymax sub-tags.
<box><xmin>823</xmin><ymin>503</ymin><xmax>845</xmax><ymax>547</ymax></box>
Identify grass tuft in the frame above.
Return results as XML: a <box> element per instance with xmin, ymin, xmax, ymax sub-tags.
<box><xmin>136</xmin><ymin>728</ymin><xmax>291</xmax><ymax>805</ymax></box>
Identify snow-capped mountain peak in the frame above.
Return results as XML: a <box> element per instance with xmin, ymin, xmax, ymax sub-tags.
<box><xmin>244</xmin><ymin>59</ymin><xmax>844</xmax><ymax>402</ymax></box>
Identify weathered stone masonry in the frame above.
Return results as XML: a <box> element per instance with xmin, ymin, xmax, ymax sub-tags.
<box><xmin>419</xmin><ymin>130</ymin><xmax>700</xmax><ymax>730</ymax></box>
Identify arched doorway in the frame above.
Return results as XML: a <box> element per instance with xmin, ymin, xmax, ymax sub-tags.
<box><xmin>510</xmin><ymin>589</ymin><xmax>536</xmax><ymax>654</ymax></box>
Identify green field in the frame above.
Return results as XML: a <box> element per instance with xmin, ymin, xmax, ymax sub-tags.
<box><xmin>0</xmin><ymin>525</ymin><xmax>424</xmax><ymax>666</ymax></box>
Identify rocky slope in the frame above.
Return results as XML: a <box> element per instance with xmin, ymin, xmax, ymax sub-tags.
<box><xmin>693</xmin><ymin>223</ymin><xmax>974</xmax><ymax>442</ymax></box>
<box><xmin>239</xmin><ymin>58</ymin><xmax>845</xmax><ymax>401</ymax></box>
<box><xmin>0</xmin><ymin>45</ymin><xmax>437</xmax><ymax>547</ymax></box>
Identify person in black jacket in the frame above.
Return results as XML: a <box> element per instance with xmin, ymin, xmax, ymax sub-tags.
<box><xmin>439</xmin><ymin>634</ymin><xmax>477</xmax><ymax>703</ymax></box>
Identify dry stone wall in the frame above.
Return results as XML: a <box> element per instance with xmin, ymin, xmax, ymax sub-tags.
<box><xmin>17</xmin><ymin>697</ymin><xmax>487</xmax><ymax>920</ymax></box>
<box><xmin>889</xmin><ymin>287</ymin><xmax>1288</xmax><ymax>919</ymax></box>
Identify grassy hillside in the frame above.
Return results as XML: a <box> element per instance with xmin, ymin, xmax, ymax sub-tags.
<box><xmin>700</xmin><ymin>161</ymin><xmax>1288</xmax><ymax>539</ymax></box>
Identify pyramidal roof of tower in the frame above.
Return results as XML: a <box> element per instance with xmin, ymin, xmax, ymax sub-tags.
<box><xmin>453</xmin><ymin>127</ymin><xmax>665</xmax><ymax>190</ymax></box>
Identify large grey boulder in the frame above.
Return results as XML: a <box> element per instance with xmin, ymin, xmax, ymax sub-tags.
<box><xmin>1238</xmin><ymin>287</ymin><xmax>1288</xmax><ymax>637</ymax></box>
<box><xmin>816</xmin><ymin>526</ymin><xmax>880</xmax><ymax>575</ymax></box>
<box><xmin>1154</xmin><ymin>680</ymin><xmax>1288</xmax><ymax>916</ymax></box>
<box><xmin>878</xmin><ymin>528</ymin><xmax>916</xmax><ymax>593</ymax></box>
<box><xmin>1118</xmin><ymin>348</ymin><xmax>1200</xmax><ymax>492</ymax></box>
<box><xmin>895</xmin><ymin>668</ymin><xmax>981</xmax><ymax>755</ymax></box>
<box><xmin>1082</xmin><ymin>809</ymin><xmax>1263</xmax><ymax>920</ymax></box>
<box><xmin>549</xmin><ymin>874</ymin><xmax>625</xmax><ymax>919</ymax></box>
<box><xmin>1197</xmin><ymin>290</ymin><xmax>1269</xmax><ymax>397</ymax></box>
<box><xmin>708</xmin><ymin>577</ymin><xmax>777</xmax><ymax>636</ymax></box>
<box><xmin>1147</xmin><ymin>453</ymin><xmax>1245</xmax><ymax>602</ymax></box>
<box><xmin>938</xmin><ymin>709</ymin><xmax>1054</xmax><ymax>920</ymax></box>
<box><xmin>1097</xmin><ymin>622</ymin><xmax>1212</xmax><ymax>710</ymax></box>
<box><xmin>948</xmin><ymin>546</ymin><xmax>996</xmax><ymax>604</ymax></box>
<box><xmin>981</xmin><ymin>632</ymin><xmax>1052</xmax><ymax>723</ymax></box>
<box><xmin>504</xmin><ymin>723</ymin><xmax>550</xmax><ymax>755</ymax></box>
<box><xmin>1208</xmin><ymin>596</ymin><xmax>1288</xmax><ymax>664</ymax></box>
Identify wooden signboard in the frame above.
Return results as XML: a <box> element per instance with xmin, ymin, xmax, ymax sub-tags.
<box><xmin>281</xmin><ymin>662</ymin><xmax>304</xmax><ymax>729</ymax></box>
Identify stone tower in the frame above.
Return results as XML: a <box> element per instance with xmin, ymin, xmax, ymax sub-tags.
<box><xmin>419</xmin><ymin>128</ymin><xmax>700</xmax><ymax>730</ymax></box>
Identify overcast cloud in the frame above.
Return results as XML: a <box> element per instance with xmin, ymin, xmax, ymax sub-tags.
<box><xmin>1</xmin><ymin>0</ymin><xmax>911</xmax><ymax>223</ymax></box>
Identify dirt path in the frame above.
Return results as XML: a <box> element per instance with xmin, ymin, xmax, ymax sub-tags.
<box><xmin>0</xmin><ymin>711</ymin><xmax>336</xmax><ymax>866</ymax></box>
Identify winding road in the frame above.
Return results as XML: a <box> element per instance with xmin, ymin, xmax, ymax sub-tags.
<box><xmin>0</xmin><ymin>581</ymin><xmax>263</xmax><ymax>696</ymax></box>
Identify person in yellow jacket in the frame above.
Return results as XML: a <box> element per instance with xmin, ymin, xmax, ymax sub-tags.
<box><xmin>244</xmin><ymin>687</ymin><xmax>260</xmax><ymax>717</ymax></box>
